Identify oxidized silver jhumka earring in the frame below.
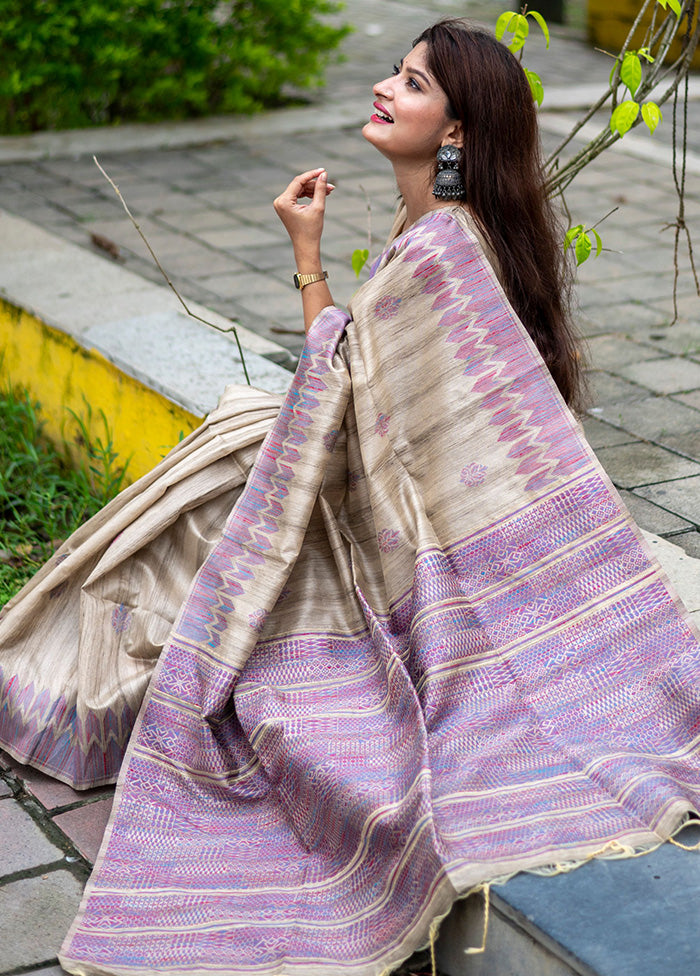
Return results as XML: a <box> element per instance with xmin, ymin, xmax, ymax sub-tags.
<box><xmin>432</xmin><ymin>144</ymin><xmax>466</xmax><ymax>200</ymax></box>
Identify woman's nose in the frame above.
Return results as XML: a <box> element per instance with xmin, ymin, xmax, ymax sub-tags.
<box><xmin>373</xmin><ymin>78</ymin><xmax>393</xmax><ymax>99</ymax></box>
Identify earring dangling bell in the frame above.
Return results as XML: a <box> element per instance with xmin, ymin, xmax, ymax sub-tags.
<box><xmin>433</xmin><ymin>144</ymin><xmax>466</xmax><ymax>200</ymax></box>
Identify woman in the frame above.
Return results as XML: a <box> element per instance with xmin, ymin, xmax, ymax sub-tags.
<box><xmin>1</xmin><ymin>19</ymin><xmax>699</xmax><ymax>976</ymax></box>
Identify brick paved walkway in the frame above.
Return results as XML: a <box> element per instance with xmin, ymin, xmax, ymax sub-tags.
<box><xmin>0</xmin><ymin>0</ymin><xmax>699</xmax><ymax>971</ymax></box>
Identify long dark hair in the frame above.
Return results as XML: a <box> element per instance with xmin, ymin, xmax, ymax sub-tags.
<box><xmin>415</xmin><ymin>20</ymin><xmax>584</xmax><ymax>410</ymax></box>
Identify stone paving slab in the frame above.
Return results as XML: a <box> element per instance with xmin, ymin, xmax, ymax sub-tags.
<box><xmin>617</xmin><ymin>357</ymin><xmax>700</xmax><ymax>394</ymax></box>
<box><xmin>52</xmin><ymin>798</ymin><xmax>115</xmax><ymax>864</ymax></box>
<box><xmin>0</xmin><ymin>802</ymin><xmax>64</xmax><ymax>875</ymax></box>
<box><xmin>670</xmin><ymin>531</ymin><xmax>700</xmax><ymax>558</ymax></box>
<box><xmin>584</xmin><ymin>334</ymin><xmax>665</xmax><ymax>370</ymax></box>
<box><xmin>635</xmin><ymin>475</ymin><xmax>700</xmax><ymax>525</ymax></box>
<box><xmin>620</xmin><ymin>489</ymin><xmax>695</xmax><ymax>536</ymax></box>
<box><xmin>586</xmin><ymin>371</ymin><xmax>647</xmax><ymax>405</ymax></box>
<box><xmin>0</xmin><ymin>871</ymin><xmax>84</xmax><ymax>972</ymax></box>
<box><xmin>661</xmin><ymin>430</ymin><xmax>700</xmax><ymax>463</ymax></box>
<box><xmin>488</xmin><ymin>824</ymin><xmax>700</xmax><ymax>976</ymax></box>
<box><xmin>678</xmin><ymin>390</ymin><xmax>700</xmax><ymax>411</ymax></box>
<box><xmin>591</xmin><ymin>397</ymin><xmax>700</xmax><ymax>443</ymax></box>
<box><xmin>594</xmin><ymin>442</ymin><xmax>700</xmax><ymax>489</ymax></box>
<box><xmin>3</xmin><ymin>754</ymin><xmax>112</xmax><ymax>812</ymax></box>
<box><xmin>643</xmin><ymin>532</ymin><xmax>700</xmax><ymax>617</ymax></box>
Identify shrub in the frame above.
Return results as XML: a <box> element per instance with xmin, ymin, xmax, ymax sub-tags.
<box><xmin>0</xmin><ymin>0</ymin><xmax>350</xmax><ymax>133</ymax></box>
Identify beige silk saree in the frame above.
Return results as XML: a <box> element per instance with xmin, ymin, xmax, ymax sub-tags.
<box><xmin>0</xmin><ymin>207</ymin><xmax>699</xmax><ymax>976</ymax></box>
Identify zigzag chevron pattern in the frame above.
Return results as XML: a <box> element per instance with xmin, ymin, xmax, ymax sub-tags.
<box><xmin>397</xmin><ymin>213</ymin><xmax>586</xmax><ymax>491</ymax></box>
<box><xmin>0</xmin><ymin>663</ymin><xmax>134</xmax><ymax>787</ymax></box>
<box><xmin>175</xmin><ymin>308</ymin><xmax>350</xmax><ymax>652</ymax></box>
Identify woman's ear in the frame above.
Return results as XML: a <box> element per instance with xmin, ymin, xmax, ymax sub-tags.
<box><xmin>443</xmin><ymin>121</ymin><xmax>464</xmax><ymax>150</ymax></box>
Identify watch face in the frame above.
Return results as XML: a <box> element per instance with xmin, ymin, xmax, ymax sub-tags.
<box><xmin>294</xmin><ymin>271</ymin><xmax>326</xmax><ymax>289</ymax></box>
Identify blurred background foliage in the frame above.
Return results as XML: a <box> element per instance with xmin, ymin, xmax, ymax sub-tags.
<box><xmin>0</xmin><ymin>0</ymin><xmax>351</xmax><ymax>133</ymax></box>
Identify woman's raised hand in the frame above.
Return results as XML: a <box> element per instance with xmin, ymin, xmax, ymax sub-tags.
<box><xmin>273</xmin><ymin>168</ymin><xmax>335</xmax><ymax>262</ymax></box>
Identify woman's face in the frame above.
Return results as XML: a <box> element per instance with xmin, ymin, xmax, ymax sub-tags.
<box><xmin>362</xmin><ymin>42</ymin><xmax>458</xmax><ymax>164</ymax></box>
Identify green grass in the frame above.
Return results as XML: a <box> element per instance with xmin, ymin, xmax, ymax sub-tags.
<box><xmin>0</xmin><ymin>386</ymin><xmax>129</xmax><ymax>607</ymax></box>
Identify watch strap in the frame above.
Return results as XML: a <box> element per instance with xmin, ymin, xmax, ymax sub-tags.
<box><xmin>294</xmin><ymin>270</ymin><xmax>328</xmax><ymax>291</ymax></box>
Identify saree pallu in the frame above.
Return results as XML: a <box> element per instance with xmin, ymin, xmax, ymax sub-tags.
<box><xmin>1</xmin><ymin>207</ymin><xmax>700</xmax><ymax>976</ymax></box>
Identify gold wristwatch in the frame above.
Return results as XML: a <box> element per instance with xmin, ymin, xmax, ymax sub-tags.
<box><xmin>293</xmin><ymin>270</ymin><xmax>329</xmax><ymax>291</ymax></box>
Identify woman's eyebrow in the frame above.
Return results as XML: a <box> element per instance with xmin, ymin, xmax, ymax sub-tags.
<box><xmin>399</xmin><ymin>58</ymin><xmax>432</xmax><ymax>86</ymax></box>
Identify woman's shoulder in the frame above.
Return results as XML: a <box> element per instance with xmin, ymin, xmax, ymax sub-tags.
<box><xmin>390</xmin><ymin>206</ymin><xmax>502</xmax><ymax>279</ymax></box>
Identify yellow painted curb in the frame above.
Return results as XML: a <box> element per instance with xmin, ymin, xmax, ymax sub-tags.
<box><xmin>0</xmin><ymin>297</ymin><xmax>202</xmax><ymax>484</ymax></box>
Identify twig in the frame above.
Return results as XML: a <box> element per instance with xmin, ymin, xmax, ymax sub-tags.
<box><xmin>591</xmin><ymin>206</ymin><xmax>619</xmax><ymax>230</ymax></box>
<box><xmin>358</xmin><ymin>183</ymin><xmax>373</xmax><ymax>261</ymax></box>
<box><xmin>93</xmin><ymin>155</ymin><xmax>251</xmax><ymax>386</ymax></box>
<box><xmin>663</xmin><ymin>2</ymin><xmax>700</xmax><ymax>322</ymax></box>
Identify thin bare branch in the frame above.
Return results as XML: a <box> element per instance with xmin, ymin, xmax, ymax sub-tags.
<box><xmin>358</xmin><ymin>183</ymin><xmax>373</xmax><ymax>261</ymax></box>
<box><xmin>93</xmin><ymin>155</ymin><xmax>252</xmax><ymax>386</ymax></box>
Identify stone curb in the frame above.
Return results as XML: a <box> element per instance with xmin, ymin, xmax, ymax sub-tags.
<box><xmin>0</xmin><ymin>209</ymin><xmax>291</xmax><ymax>480</ymax></box>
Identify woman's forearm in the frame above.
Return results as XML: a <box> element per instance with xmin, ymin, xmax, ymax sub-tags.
<box><xmin>274</xmin><ymin>169</ymin><xmax>336</xmax><ymax>333</ymax></box>
<box><xmin>293</xmin><ymin>245</ymin><xmax>334</xmax><ymax>332</ymax></box>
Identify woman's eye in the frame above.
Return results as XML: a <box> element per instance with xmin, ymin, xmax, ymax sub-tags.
<box><xmin>408</xmin><ymin>77</ymin><xmax>420</xmax><ymax>90</ymax></box>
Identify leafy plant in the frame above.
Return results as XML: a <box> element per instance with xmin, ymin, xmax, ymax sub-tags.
<box><xmin>0</xmin><ymin>0</ymin><xmax>350</xmax><ymax>133</ymax></box>
<box><xmin>496</xmin><ymin>8</ymin><xmax>549</xmax><ymax>104</ymax></box>
<box><xmin>65</xmin><ymin>397</ymin><xmax>132</xmax><ymax>508</ymax></box>
<box><xmin>495</xmin><ymin>0</ymin><xmax>700</xmax><ymax>311</ymax></box>
<box><xmin>0</xmin><ymin>386</ymin><xmax>129</xmax><ymax>605</ymax></box>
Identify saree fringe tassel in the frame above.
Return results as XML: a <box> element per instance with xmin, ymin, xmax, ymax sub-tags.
<box><xmin>2</xmin><ymin>207</ymin><xmax>700</xmax><ymax>976</ymax></box>
<box><xmin>670</xmin><ymin>834</ymin><xmax>700</xmax><ymax>852</ymax></box>
<box><xmin>463</xmin><ymin>884</ymin><xmax>491</xmax><ymax>956</ymax></box>
<box><xmin>429</xmin><ymin>918</ymin><xmax>439</xmax><ymax>976</ymax></box>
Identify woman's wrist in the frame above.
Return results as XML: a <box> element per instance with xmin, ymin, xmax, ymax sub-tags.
<box><xmin>293</xmin><ymin>245</ymin><xmax>322</xmax><ymax>273</ymax></box>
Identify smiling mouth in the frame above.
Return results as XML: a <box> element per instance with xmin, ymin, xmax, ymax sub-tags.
<box><xmin>372</xmin><ymin>103</ymin><xmax>394</xmax><ymax>123</ymax></box>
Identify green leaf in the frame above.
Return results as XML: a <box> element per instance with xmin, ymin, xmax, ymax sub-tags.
<box><xmin>525</xmin><ymin>68</ymin><xmax>544</xmax><ymax>106</ymax></box>
<box><xmin>527</xmin><ymin>10</ymin><xmax>550</xmax><ymax>47</ymax></box>
<box><xmin>621</xmin><ymin>52</ymin><xmax>642</xmax><ymax>95</ymax></box>
<box><xmin>638</xmin><ymin>46</ymin><xmax>655</xmax><ymax>63</ymax></box>
<box><xmin>657</xmin><ymin>0</ymin><xmax>682</xmax><ymax>16</ymax></box>
<box><xmin>575</xmin><ymin>232</ymin><xmax>592</xmax><ymax>265</ymax></box>
<box><xmin>610</xmin><ymin>100</ymin><xmax>640</xmax><ymax>136</ymax></box>
<box><xmin>509</xmin><ymin>14</ymin><xmax>530</xmax><ymax>51</ymax></box>
<box><xmin>564</xmin><ymin>224</ymin><xmax>584</xmax><ymax>251</ymax></box>
<box><xmin>642</xmin><ymin>101</ymin><xmax>662</xmax><ymax>133</ymax></box>
<box><xmin>495</xmin><ymin>11</ymin><xmax>519</xmax><ymax>41</ymax></box>
<box><xmin>351</xmin><ymin>248</ymin><xmax>369</xmax><ymax>278</ymax></box>
<box><xmin>565</xmin><ymin>225</ymin><xmax>602</xmax><ymax>264</ymax></box>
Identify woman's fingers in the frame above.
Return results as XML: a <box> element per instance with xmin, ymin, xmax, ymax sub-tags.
<box><xmin>273</xmin><ymin>168</ymin><xmax>335</xmax><ymax>252</ymax></box>
<box><xmin>276</xmin><ymin>168</ymin><xmax>335</xmax><ymax>206</ymax></box>
<box><xmin>299</xmin><ymin>174</ymin><xmax>336</xmax><ymax>199</ymax></box>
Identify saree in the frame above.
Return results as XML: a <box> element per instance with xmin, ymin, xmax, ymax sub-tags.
<box><xmin>1</xmin><ymin>206</ymin><xmax>700</xmax><ymax>976</ymax></box>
